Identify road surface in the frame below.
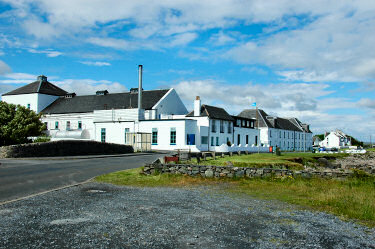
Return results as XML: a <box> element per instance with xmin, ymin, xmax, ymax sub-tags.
<box><xmin>0</xmin><ymin>153</ymin><xmax>164</xmax><ymax>203</ymax></box>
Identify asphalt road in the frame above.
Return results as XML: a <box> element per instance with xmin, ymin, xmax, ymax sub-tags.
<box><xmin>0</xmin><ymin>153</ymin><xmax>164</xmax><ymax>203</ymax></box>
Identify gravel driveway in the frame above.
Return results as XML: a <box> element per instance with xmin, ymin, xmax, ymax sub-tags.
<box><xmin>0</xmin><ymin>182</ymin><xmax>374</xmax><ymax>249</ymax></box>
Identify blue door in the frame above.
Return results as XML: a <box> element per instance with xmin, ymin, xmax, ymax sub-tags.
<box><xmin>187</xmin><ymin>134</ymin><xmax>195</xmax><ymax>145</ymax></box>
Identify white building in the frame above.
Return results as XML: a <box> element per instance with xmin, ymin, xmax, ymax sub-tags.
<box><xmin>319</xmin><ymin>130</ymin><xmax>351</xmax><ymax>148</ymax></box>
<box><xmin>2</xmin><ymin>67</ymin><xmax>311</xmax><ymax>153</ymax></box>
<box><xmin>238</xmin><ymin>109</ymin><xmax>313</xmax><ymax>151</ymax></box>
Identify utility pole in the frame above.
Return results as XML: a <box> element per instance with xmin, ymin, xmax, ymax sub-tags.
<box><xmin>256</xmin><ymin>106</ymin><xmax>260</xmax><ymax>154</ymax></box>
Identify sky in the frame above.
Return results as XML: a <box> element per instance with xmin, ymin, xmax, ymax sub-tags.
<box><xmin>0</xmin><ymin>0</ymin><xmax>374</xmax><ymax>141</ymax></box>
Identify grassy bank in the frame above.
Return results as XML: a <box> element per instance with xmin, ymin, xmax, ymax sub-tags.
<box><xmin>188</xmin><ymin>152</ymin><xmax>346</xmax><ymax>170</ymax></box>
<box><xmin>96</xmin><ymin>167</ymin><xmax>375</xmax><ymax>227</ymax></box>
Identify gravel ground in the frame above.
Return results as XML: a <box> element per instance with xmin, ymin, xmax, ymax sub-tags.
<box><xmin>0</xmin><ymin>182</ymin><xmax>374</xmax><ymax>249</ymax></box>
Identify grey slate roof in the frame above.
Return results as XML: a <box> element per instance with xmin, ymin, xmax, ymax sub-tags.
<box><xmin>42</xmin><ymin>89</ymin><xmax>170</xmax><ymax>114</ymax></box>
<box><xmin>2</xmin><ymin>79</ymin><xmax>67</xmax><ymax>96</ymax></box>
<box><xmin>238</xmin><ymin>109</ymin><xmax>273</xmax><ymax>127</ymax></box>
<box><xmin>186</xmin><ymin>104</ymin><xmax>234</xmax><ymax>121</ymax></box>
<box><xmin>238</xmin><ymin>109</ymin><xmax>311</xmax><ymax>132</ymax></box>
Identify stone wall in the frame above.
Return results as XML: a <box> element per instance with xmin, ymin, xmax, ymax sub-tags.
<box><xmin>143</xmin><ymin>163</ymin><xmax>353</xmax><ymax>179</ymax></box>
<box><xmin>0</xmin><ymin>140</ymin><xmax>134</xmax><ymax>158</ymax></box>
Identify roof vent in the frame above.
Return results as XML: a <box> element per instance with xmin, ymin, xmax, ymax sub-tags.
<box><xmin>130</xmin><ymin>88</ymin><xmax>143</xmax><ymax>94</ymax></box>
<box><xmin>96</xmin><ymin>90</ymin><xmax>108</xmax><ymax>96</ymax></box>
<box><xmin>65</xmin><ymin>92</ymin><xmax>76</xmax><ymax>99</ymax></box>
<box><xmin>37</xmin><ymin>75</ymin><xmax>47</xmax><ymax>82</ymax></box>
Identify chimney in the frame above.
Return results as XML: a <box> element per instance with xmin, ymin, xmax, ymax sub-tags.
<box><xmin>194</xmin><ymin>96</ymin><xmax>201</xmax><ymax>116</ymax></box>
<box><xmin>138</xmin><ymin>65</ymin><xmax>143</xmax><ymax>109</ymax></box>
<box><xmin>37</xmin><ymin>75</ymin><xmax>47</xmax><ymax>82</ymax></box>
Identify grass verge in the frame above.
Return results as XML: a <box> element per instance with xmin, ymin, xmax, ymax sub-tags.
<box><xmin>95</xmin><ymin>167</ymin><xmax>375</xmax><ymax>227</ymax></box>
<box><xmin>188</xmin><ymin>152</ymin><xmax>346</xmax><ymax>170</ymax></box>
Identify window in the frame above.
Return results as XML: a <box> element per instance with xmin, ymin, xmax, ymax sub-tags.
<box><xmin>124</xmin><ymin>128</ymin><xmax>129</xmax><ymax>144</ymax></box>
<box><xmin>237</xmin><ymin>134</ymin><xmax>241</xmax><ymax>145</ymax></box>
<box><xmin>78</xmin><ymin>121</ymin><xmax>82</xmax><ymax>130</ymax></box>
<box><xmin>255</xmin><ymin>136</ymin><xmax>258</xmax><ymax>146</ymax></box>
<box><xmin>211</xmin><ymin>120</ymin><xmax>216</xmax><ymax>132</ymax></box>
<box><xmin>55</xmin><ymin>121</ymin><xmax>59</xmax><ymax>129</ymax></box>
<box><xmin>187</xmin><ymin>134</ymin><xmax>195</xmax><ymax>145</ymax></box>
<box><xmin>216</xmin><ymin>137</ymin><xmax>219</xmax><ymax>146</ymax></box>
<box><xmin>101</xmin><ymin>128</ymin><xmax>106</xmax><ymax>143</ymax></box>
<box><xmin>170</xmin><ymin>128</ymin><xmax>176</xmax><ymax>145</ymax></box>
<box><xmin>228</xmin><ymin>122</ymin><xmax>232</xmax><ymax>133</ymax></box>
<box><xmin>44</xmin><ymin>122</ymin><xmax>48</xmax><ymax>130</ymax></box>
<box><xmin>201</xmin><ymin>136</ymin><xmax>208</xmax><ymax>144</ymax></box>
<box><xmin>211</xmin><ymin>137</ymin><xmax>214</xmax><ymax>146</ymax></box>
<box><xmin>152</xmin><ymin>128</ymin><xmax>158</xmax><ymax>145</ymax></box>
<box><xmin>220</xmin><ymin>120</ymin><xmax>224</xmax><ymax>133</ymax></box>
<box><xmin>66</xmin><ymin>121</ymin><xmax>70</xmax><ymax>130</ymax></box>
<box><xmin>27</xmin><ymin>103</ymin><xmax>30</xmax><ymax>109</ymax></box>
<box><xmin>251</xmin><ymin>121</ymin><xmax>254</xmax><ymax>128</ymax></box>
<box><xmin>242</xmin><ymin>120</ymin><xmax>245</xmax><ymax>127</ymax></box>
<box><xmin>236</xmin><ymin>119</ymin><xmax>240</xmax><ymax>126</ymax></box>
<box><xmin>247</xmin><ymin>121</ymin><xmax>250</xmax><ymax>127</ymax></box>
<box><xmin>246</xmin><ymin>135</ymin><xmax>249</xmax><ymax>145</ymax></box>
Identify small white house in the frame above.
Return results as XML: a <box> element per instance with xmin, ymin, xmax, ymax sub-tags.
<box><xmin>319</xmin><ymin>130</ymin><xmax>351</xmax><ymax>148</ymax></box>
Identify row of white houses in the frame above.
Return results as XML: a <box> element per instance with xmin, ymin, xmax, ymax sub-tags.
<box><xmin>2</xmin><ymin>68</ymin><xmax>313</xmax><ymax>152</ymax></box>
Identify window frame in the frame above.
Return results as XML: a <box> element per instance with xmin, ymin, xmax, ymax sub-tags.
<box><xmin>152</xmin><ymin>128</ymin><xmax>158</xmax><ymax>145</ymax></box>
<box><xmin>101</xmin><ymin>128</ymin><xmax>106</xmax><ymax>143</ymax></box>
<box><xmin>170</xmin><ymin>127</ymin><xmax>176</xmax><ymax>145</ymax></box>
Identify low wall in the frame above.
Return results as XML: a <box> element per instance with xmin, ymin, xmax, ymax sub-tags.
<box><xmin>0</xmin><ymin>140</ymin><xmax>134</xmax><ymax>158</ymax></box>
<box><xmin>143</xmin><ymin>163</ymin><xmax>353</xmax><ymax>179</ymax></box>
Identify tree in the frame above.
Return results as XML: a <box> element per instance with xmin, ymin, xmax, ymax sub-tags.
<box><xmin>0</xmin><ymin>101</ymin><xmax>45</xmax><ymax>146</ymax></box>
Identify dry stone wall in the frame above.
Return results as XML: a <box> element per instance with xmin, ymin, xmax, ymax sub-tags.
<box><xmin>143</xmin><ymin>163</ymin><xmax>353</xmax><ymax>179</ymax></box>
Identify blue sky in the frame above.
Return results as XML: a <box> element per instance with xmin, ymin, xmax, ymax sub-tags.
<box><xmin>0</xmin><ymin>0</ymin><xmax>375</xmax><ymax>141</ymax></box>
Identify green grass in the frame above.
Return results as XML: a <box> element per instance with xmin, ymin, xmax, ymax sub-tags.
<box><xmin>187</xmin><ymin>152</ymin><xmax>346</xmax><ymax>170</ymax></box>
<box><xmin>96</xmin><ymin>167</ymin><xmax>375</xmax><ymax>227</ymax></box>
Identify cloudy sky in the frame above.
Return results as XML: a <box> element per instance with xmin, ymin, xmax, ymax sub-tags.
<box><xmin>0</xmin><ymin>0</ymin><xmax>374</xmax><ymax>140</ymax></box>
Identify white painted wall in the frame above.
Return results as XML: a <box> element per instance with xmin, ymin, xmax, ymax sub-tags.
<box><xmin>152</xmin><ymin>88</ymin><xmax>188</xmax><ymax>117</ymax></box>
<box><xmin>319</xmin><ymin>132</ymin><xmax>350</xmax><ymax>148</ymax></box>
<box><xmin>138</xmin><ymin>119</ymin><xmax>198</xmax><ymax>151</ymax></box>
<box><xmin>259</xmin><ymin>127</ymin><xmax>312</xmax><ymax>151</ymax></box>
<box><xmin>234</xmin><ymin>127</ymin><xmax>259</xmax><ymax>147</ymax></box>
<box><xmin>2</xmin><ymin>93</ymin><xmax>59</xmax><ymax>113</ymax></box>
<box><xmin>42</xmin><ymin>112</ymin><xmax>95</xmax><ymax>140</ymax></box>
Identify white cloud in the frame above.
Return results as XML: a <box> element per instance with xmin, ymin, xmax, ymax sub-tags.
<box><xmin>28</xmin><ymin>48</ymin><xmax>63</xmax><ymax>57</ymax></box>
<box><xmin>358</xmin><ymin>98</ymin><xmax>375</xmax><ymax>109</ymax></box>
<box><xmin>171</xmin><ymin>78</ymin><xmax>373</xmax><ymax>139</ymax></box>
<box><xmin>169</xmin><ymin>32</ymin><xmax>197</xmax><ymax>47</ymax></box>
<box><xmin>54</xmin><ymin>79</ymin><xmax>127</xmax><ymax>95</ymax></box>
<box><xmin>209</xmin><ymin>31</ymin><xmax>235</xmax><ymax>46</ymax></box>
<box><xmin>0</xmin><ymin>60</ymin><xmax>11</xmax><ymax>75</ymax></box>
<box><xmin>87</xmin><ymin>37</ymin><xmax>134</xmax><ymax>50</ymax></box>
<box><xmin>79</xmin><ymin>61</ymin><xmax>111</xmax><ymax>67</ymax></box>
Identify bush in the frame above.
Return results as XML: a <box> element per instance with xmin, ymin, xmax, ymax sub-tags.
<box><xmin>33</xmin><ymin>136</ymin><xmax>51</xmax><ymax>143</ymax></box>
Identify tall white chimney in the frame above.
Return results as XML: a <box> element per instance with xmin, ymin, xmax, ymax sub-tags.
<box><xmin>194</xmin><ymin>96</ymin><xmax>201</xmax><ymax>116</ymax></box>
<box><xmin>138</xmin><ymin>65</ymin><xmax>143</xmax><ymax>109</ymax></box>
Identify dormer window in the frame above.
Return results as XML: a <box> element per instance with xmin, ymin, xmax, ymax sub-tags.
<box><xmin>65</xmin><ymin>93</ymin><xmax>76</xmax><ymax>98</ymax></box>
<box><xmin>96</xmin><ymin>90</ymin><xmax>108</xmax><ymax>96</ymax></box>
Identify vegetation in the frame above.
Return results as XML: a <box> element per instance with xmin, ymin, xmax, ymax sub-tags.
<box><xmin>96</xmin><ymin>168</ymin><xmax>375</xmax><ymax>227</ymax></box>
<box><xmin>187</xmin><ymin>152</ymin><xmax>346</xmax><ymax>170</ymax></box>
<box><xmin>33</xmin><ymin>136</ymin><xmax>51</xmax><ymax>143</ymax></box>
<box><xmin>0</xmin><ymin>101</ymin><xmax>45</xmax><ymax>146</ymax></box>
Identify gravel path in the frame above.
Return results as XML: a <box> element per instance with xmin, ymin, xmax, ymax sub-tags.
<box><xmin>0</xmin><ymin>182</ymin><xmax>374</xmax><ymax>248</ymax></box>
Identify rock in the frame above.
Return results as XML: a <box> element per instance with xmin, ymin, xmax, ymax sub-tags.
<box><xmin>205</xmin><ymin>170</ymin><xmax>214</xmax><ymax>178</ymax></box>
<box><xmin>235</xmin><ymin>170</ymin><xmax>244</xmax><ymax>177</ymax></box>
